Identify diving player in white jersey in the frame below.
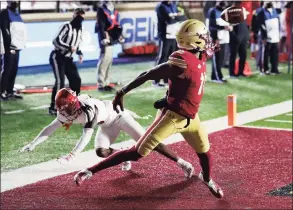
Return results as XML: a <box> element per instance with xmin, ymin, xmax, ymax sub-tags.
<box><xmin>19</xmin><ymin>88</ymin><xmax>194</xmax><ymax>177</ymax></box>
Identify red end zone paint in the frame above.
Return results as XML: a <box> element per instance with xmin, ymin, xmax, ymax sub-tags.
<box><xmin>1</xmin><ymin>128</ymin><xmax>292</xmax><ymax>209</ymax></box>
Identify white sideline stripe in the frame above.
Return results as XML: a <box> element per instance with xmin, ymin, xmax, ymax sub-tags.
<box><xmin>30</xmin><ymin>105</ymin><xmax>49</xmax><ymax>110</ymax></box>
<box><xmin>1</xmin><ymin>100</ymin><xmax>292</xmax><ymax>193</ymax></box>
<box><xmin>286</xmin><ymin>113</ymin><xmax>292</xmax><ymax>116</ymax></box>
<box><xmin>265</xmin><ymin>119</ymin><xmax>292</xmax><ymax>123</ymax></box>
<box><xmin>237</xmin><ymin>125</ymin><xmax>292</xmax><ymax>132</ymax></box>
<box><xmin>4</xmin><ymin>110</ymin><xmax>25</xmax><ymax>114</ymax></box>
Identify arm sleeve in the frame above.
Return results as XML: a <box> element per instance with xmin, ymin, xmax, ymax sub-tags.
<box><xmin>157</xmin><ymin>5</ymin><xmax>177</xmax><ymax>24</ymax></box>
<box><xmin>53</xmin><ymin>24</ymin><xmax>71</xmax><ymax>50</ymax></box>
<box><xmin>258</xmin><ymin>12</ymin><xmax>267</xmax><ymax>40</ymax></box>
<box><xmin>70</xmin><ymin>128</ymin><xmax>94</xmax><ymax>155</ymax></box>
<box><xmin>0</xmin><ymin>10</ymin><xmax>11</xmax><ymax>52</ymax></box>
<box><xmin>76</xmin><ymin>47</ymin><xmax>83</xmax><ymax>56</ymax></box>
<box><xmin>174</xmin><ymin>6</ymin><xmax>187</xmax><ymax>21</ymax></box>
<box><xmin>122</xmin><ymin>62</ymin><xmax>185</xmax><ymax>94</ymax></box>
<box><xmin>209</xmin><ymin>10</ymin><xmax>225</xmax><ymax>40</ymax></box>
<box><xmin>30</xmin><ymin>118</ymin><xmax>62</xmax><ymax>147</ymax></box>
<box><xmin>251</xmin><ymin>11</ymin><xmax>260</xmax><ymax>35</ymax></box>
<box><xmin>97</xmin><ymin>8</ymin><xmax>107</xmax><ymax>40</ymax></box>
<box><xmin>76</xmin><ymin>28</ymin><xmax>83</xmax><ymax>56</ymax></box>
<box><xmin>209</xmin><ymin>10</ymin><xmax>225</xmax><ymax>30</ymax></box>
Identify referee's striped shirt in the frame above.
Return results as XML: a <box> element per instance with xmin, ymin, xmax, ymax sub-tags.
<box><xmin>53</xmin><ymin>22</ymin><xmax>83</xmax><ymax>58</ymax></box>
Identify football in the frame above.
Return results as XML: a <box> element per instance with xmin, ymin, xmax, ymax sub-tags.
<box><xmin>220</xmin><ymin>6</ymin><xmax>247</xmax><ymax>25</ymax></box>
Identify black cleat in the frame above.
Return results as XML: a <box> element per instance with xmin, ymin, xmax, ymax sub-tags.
<box><xmin>48</xmin><ymin>107</ymin><xmax>57</xmax><ymax>116</ymax></box>
<box><xmin>0</xmin><ymin>92</ymin><xmax>9</xmax><ymax>101</ymax></box>
<box><xmin>7</xmin><ymin>93</ymin><xmax>23</xmax><ymax>100</ymax></box>
<box><xmin>97</xmin><ymin>86</ymin><xmax>114</xmax><ymax>92</ymax></box>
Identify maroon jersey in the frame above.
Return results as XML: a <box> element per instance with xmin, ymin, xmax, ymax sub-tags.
<box><xmin>166</xmin><ymin>50</ymin><xmax>207</xmax><ymax>119</ymax></box>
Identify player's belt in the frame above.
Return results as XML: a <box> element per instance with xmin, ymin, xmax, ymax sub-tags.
<box><xmin>184</xmin><ymin>118</ymin><xmax>190</xmax><ymax>128</ymax></box>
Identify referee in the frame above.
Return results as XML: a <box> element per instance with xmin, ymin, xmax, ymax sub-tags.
<box><xmin>0</xmin><ymin>28</ymin><xmax>4</xmax><ymax>89</ymax></box>
<box><xmin>48</xmin><ymin>8</ymin><xmax>85</xmax><ymax>116</ymax></box>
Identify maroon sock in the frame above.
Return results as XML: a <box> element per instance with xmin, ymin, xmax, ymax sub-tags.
<box><xmin>197</xmin><ymin>151</ymin><xmax>212</xmax><ymax>182</ymax></box>
<box><xmin>88</xmin><ymin>146</ymin><xmax>142</xmax><ymax>174</ymax></box>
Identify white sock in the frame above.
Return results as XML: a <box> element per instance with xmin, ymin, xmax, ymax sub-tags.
<box><xmin>176</xmin><ymin>158</ymin><xmax>185</xmax><ymax>166</ymax></box>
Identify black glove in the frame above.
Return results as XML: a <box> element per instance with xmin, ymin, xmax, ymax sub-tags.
<box><xmin>154</xmin><ymin>98</ymin><xmax>167</xmax><ymax>109</ymax></box>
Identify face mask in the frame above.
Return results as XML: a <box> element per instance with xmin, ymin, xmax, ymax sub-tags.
<box><xmin>71</xmin><ymin>15</ymin><xmax>84</xmax><ymax>28</ymax></box>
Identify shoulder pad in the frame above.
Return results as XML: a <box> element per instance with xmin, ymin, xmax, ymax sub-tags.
<box><xmin>168</xmin><ymin>50</ymin><xmax>187</xmax><ymax>69</ymax></box>
<box><xmin>78</xmin><ymin>94</ymin><xmax>91</xmax><ymax>102</ymax></box>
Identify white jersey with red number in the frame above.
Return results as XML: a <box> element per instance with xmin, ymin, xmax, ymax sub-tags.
<box><xmin>56</xmin><ymin>94</ymin><xmax>145</xmax><ymax>149</ymax></box>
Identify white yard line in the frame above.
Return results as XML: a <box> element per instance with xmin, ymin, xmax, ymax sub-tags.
<box><xmin>4</xmin><ymin>110</ymin><xmax>25</xmax><ymax>114</ymax></box>
<box><xmin>1</xmin><ymin>100</ymin><xmax>292</xmax><ymax>193</ymax></box>
<box><xmin>265</xmin><ymin>119</ymin><xmax>292</xmax><ymax>123</ymax></box>
<box><xmin>286</xmin><ymin>113</ymin><xmax>292</xmax><ymax>116</ymax></box>
<box><xmin>30</xmin><ymin>105</ymin><xmax>49</xmax><ymax>110</ymax></box>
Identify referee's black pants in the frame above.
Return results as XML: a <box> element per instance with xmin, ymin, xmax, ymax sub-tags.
<box><xmin>211</xmin><ymin>44</ymin><xmax>226</xmax><ymax>81</ymax></box>
<box><xmin>0</xmin><ymin>54</ymin><xmax>3</xmax><ymax>84</ymax></box>
<box><xmin>49</xmin><ymin>51</ymin><xmax>81</xmax><ymax>109</ymax></box>
<box><xmin>229</xmin><ymin>35</ymin><xmax>248</xmax><ymax>76</ymax></box>
<box><xmin>264</xmin><ymin>42</ymin><xmax>279</xmax><ymax>73</ymax></box>
<box><xmin>0</xmin><ymin>50</ymin><xmax>20</xmax><ymax>94</ymax></box>
<box><xmin>155</xmin><ymin>38</ymin><xmax>177</xmax><ymax>84</ymax></box>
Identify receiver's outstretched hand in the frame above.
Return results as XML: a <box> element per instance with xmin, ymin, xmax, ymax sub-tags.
<box><xmin>113</xmin><ymin>90</ymin><xmax>125</xmax><ymax>113</ymax></box>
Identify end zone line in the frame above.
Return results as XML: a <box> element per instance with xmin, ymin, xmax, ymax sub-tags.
<box><xmin>236</xmin><ymin>125</ymin><xmax>292</xmax><ymax>132</ymax></box>
<box><xmin>1</xmin><ymin>100</ymin><xmax>292</xmax><ymax>193</ymax></box>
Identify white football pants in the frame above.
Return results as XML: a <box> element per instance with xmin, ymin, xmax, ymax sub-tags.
<box><xmin>94</xmin><ymin>110</ymin><xmax>145</xmax><ymax>149</ymax></box>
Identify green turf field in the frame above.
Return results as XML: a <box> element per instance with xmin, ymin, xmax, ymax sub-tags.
<box><xmin>0</xmin><ymin>59</ymin><xmax>292</xmax><ymax>172</ymax></box>
<box><xmin>246</xmin><ymin>112</ymin><xmax>292</xmax><ymax>129</ymax></box>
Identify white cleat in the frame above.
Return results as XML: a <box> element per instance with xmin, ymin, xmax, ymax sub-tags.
<box><xmin>198</xmin><ymin>171</ymin><xmax>224</xmax><ymax>199</ymax></box>
<box><xmin>74</xmin><ymin>169</ymin><xmax>92</xmax><ymax>186</ymax></box>
<box><xmin>121</xmin><ymin>161</ymin><xmax>132</xmax><ymax>171</ymax></box>
<box><xmin>177</xmin><ymin>159</ymin><xmax>195</xmax><ymax>178</ymax></box>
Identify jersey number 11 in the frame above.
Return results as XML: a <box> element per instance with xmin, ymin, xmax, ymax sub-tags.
<box><xmin>198</xmin><ymin>72</ymin><xmax>207</xmax><ymax>96</ymax></box>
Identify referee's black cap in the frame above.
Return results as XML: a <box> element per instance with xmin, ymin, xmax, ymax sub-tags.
<box><xmin>74</xmin><ymin>8</ymin><xmax>86</xmax><ymax>15</ymax></box>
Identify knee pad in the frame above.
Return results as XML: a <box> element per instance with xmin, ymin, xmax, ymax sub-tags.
<box><xmin>136</xmin><ymin>134</ymin><xmax>159</xmax><ymax>157</ymax></box>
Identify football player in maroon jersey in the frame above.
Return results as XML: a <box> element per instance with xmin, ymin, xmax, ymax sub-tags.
<box><xmin>74</xmin><ymin>19</ymin><xmax>223</xmax><ymax>199</ymax></box>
